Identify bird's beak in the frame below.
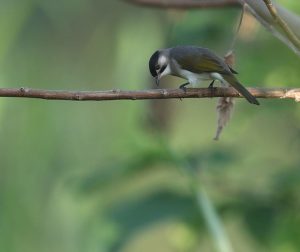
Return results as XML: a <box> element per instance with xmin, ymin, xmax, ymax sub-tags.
<box><xmin>155</xmin><ymin>75</ymin><xmax>160</xmax><ymax>86</ymax></box>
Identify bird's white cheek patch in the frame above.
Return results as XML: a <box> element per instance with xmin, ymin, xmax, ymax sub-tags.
<box><xmin>159</xmin><ymin>55</ymin><xmax>168</xmax><ymax>66</ymax></box>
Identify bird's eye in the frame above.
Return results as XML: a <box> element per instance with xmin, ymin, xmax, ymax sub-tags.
<box><xmin>155</xmin><ymin>65</ymin><xmax>160</xmax><ymax>70</ymax></box>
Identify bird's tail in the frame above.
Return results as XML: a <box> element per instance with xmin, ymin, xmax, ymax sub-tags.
<box><xmin>222</xmin><ymin>74</ymin><xmax>259</xmax><ymax>105</ymax></box>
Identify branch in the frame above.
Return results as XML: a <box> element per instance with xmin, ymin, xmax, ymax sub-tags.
<box><xmin>128</xmin><ymin>0</ymin><xmax>300</xmax><ymax>56</ymax></box>
<box><xmin>262</xmin><ymin>0</ymin><xmax>300</xmax><ymax>50</ymax></box>
<box><xmin>241</xmin><ymin>0</ymin><xmax>300</xmax><ymax>56</ymax></box>
<box><xmin>125</xmin><ymin>0</ymin><xmax>240</xmax><ymax>9</ymax></box>
<box><xmin>0</xmin><ymin>87</ymin><xmax>300</xmax><ymax>101</ymax></box>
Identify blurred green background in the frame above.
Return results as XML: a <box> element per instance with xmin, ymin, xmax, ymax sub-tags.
<box><xmin>1</xmin><ymin>0</ymin><xmax>300</xmax><ymax>251</ymax></box>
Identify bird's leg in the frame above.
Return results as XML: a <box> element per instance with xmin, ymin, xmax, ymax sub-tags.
<box><xmin>208</xmin><ymin>80</ymin><xmax>215</xmax><ymax>97</ymax></box>
<box><xmin>179</xmin><ymin>82</ymin><xmax>190</xmax><ymax>92</ymax></box>
<box><xmin>178</xmin><ymin>82</ymin><xmax>189</xmax><ymax>101</ymax></box>
<box><xmin>208</xmin><ymin>80</ymin><xmax>215</xmax><ymax>89</ymax></box>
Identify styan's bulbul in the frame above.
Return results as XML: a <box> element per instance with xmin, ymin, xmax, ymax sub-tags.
<box><xmin>149</xmin><ymin>45</ymin><xmax>259</xmax><ymax>105</ymax></box>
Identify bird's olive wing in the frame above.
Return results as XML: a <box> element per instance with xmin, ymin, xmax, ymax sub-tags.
<box><xmin>172</xmin><ymin>48</ymin><xmax>230</xmax><ymax>74</ymax></box>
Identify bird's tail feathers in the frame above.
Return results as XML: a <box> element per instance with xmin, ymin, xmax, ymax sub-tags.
<box><xmin>222</xmin><ymin>74</ymin><xmax>259</xmax><ymax>105</ymax></box>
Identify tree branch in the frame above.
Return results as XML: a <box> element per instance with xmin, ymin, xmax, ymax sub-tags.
<box><xmin>262</xmin><ymin>0</ymin><xmax>300</xmax><ymax>50</ymax></box>
<box><xmin>125</xmin><ymin>0</ymin><xmax>240</xmax><ymax>9</ymax></box>
<box><xmin>0</xmin><ymin>87</ymin><xmax>299</xmax><ymax>102</ymax></box>
<box><xmin>127</xmin><ymin>0</ymin><xmax>300</xmax><ymax>55</ymax></box>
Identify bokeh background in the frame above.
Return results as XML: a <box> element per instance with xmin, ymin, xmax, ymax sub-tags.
<box><xmin>1</xmin><ymin>1</ymin><xmax>300</xmax><ymax>251</ymax></box>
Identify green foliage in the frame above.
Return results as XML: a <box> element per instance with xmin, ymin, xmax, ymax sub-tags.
<box><xmin>1</xmin><ymin>1</ymin><xmax>300</xmax><ymax>251</ymax></box>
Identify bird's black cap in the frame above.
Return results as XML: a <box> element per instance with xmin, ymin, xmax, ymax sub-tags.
<box><xmin>149</xmin><ymin>50</ymin><xmax>159</xmax><ymax>77</ymax></box>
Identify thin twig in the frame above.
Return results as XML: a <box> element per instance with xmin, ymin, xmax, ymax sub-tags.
<box><xmin>262</xmin><ymin>0</ymin><xmax>300</xmax><ymax>50</ymax></box>
<box><xmin>125</xmin><ymin>0</ymin><xmax>240</xmax><ymax>9</ymax></box>
<box><xmin>228</xmin><ymin>3</ymin><xmax>245</xmax><ymax>53</ymax></box>
<box><xmin>0</xmin><ymin>87</ymin><xmax>299</xmax><ymax>101</ymax></box>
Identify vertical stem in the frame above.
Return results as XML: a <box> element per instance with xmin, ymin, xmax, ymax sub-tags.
<box><xmin>228</xmin><ymin>2</ymin><xmax>245</xmax><ymax>53</ymax></box>
<box><xmin>163</xmin><ymin>142</ymin><xmax>234</xmax><ymax>252</ymax></box>
<box><xmin>195</xmin><ymin>185</ymin><xmax>234</xmax><ymax>252</ymax></box>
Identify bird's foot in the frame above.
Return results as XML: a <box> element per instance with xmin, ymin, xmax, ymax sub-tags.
<box><xmin>179</xmin><ymin>82</ymin><xmax>189</xmax><ymax>93</ymax></box>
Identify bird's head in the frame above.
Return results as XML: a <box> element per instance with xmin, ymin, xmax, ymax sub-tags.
<box><xmin>149</xmin><ymin>50</ymin><xmax>170</xmax><ymax>86</ymax></box>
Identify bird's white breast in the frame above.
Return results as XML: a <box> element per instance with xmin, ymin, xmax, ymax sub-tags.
<box><xmin>178</xmin><ymin>69</ymin><xmax>212</xmax><ymax>86</ymax></box>
<box><xmin>177</xmin><ymin>69</ymin><xmax>226</xmax><ymax>87</ymax></box>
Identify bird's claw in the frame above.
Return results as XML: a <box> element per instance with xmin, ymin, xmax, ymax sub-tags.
<box><xmin>179</xmin><ymin>82</ymin><xmax>189</xmax><ymax>93</ymax></box>
<box><xmin>180</xmin><ymin>86</ymin><xmax>187</xmax><ymax>93</ymax></box>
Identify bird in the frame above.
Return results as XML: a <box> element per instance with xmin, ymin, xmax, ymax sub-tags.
<box><xmin>149</xmin><ymin>45</ymin><xmax>259</xmax><ymax>105</ymax></box>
